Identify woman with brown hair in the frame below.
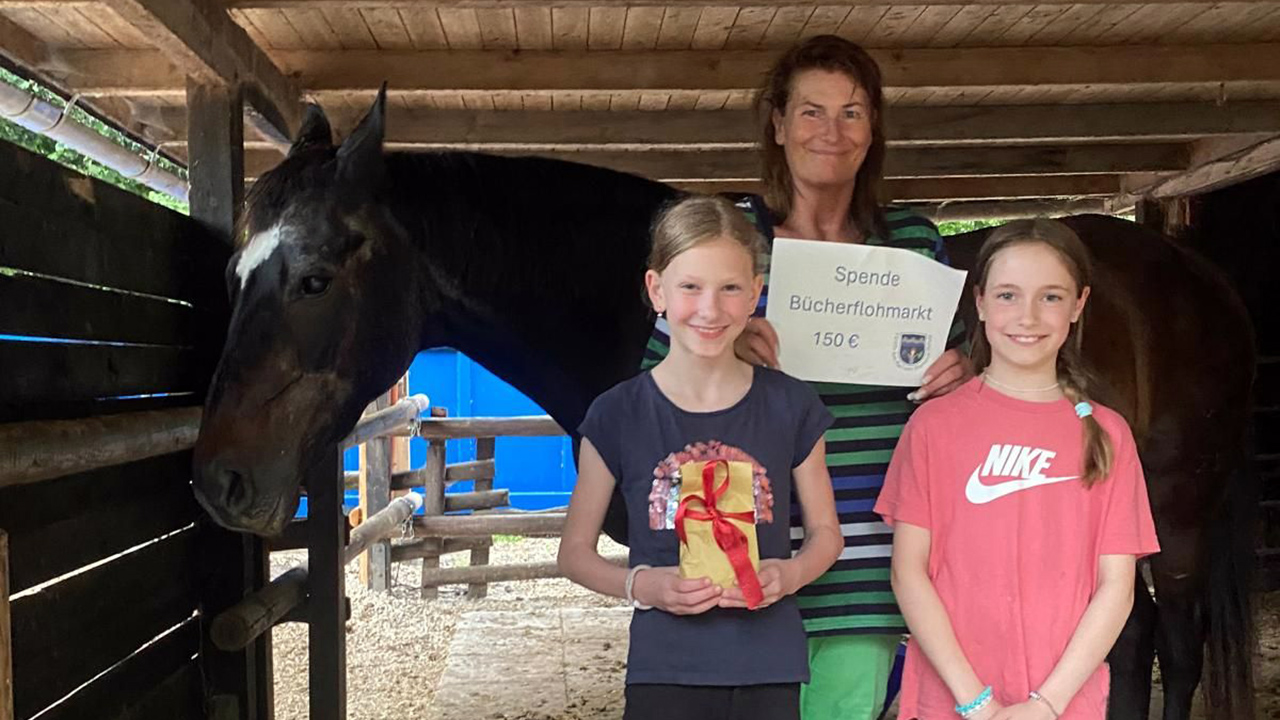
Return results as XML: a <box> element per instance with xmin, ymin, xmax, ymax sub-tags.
<box><xmin>643</xmin><ymin>34</ymin><xmax>973</xmax><ymax>719</ymax></box>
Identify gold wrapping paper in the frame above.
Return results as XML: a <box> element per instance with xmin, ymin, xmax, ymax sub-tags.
<box><xmin>676</xmin><ymin>460</ymin><xmax>760</xmax><ymax>590</ymax></box>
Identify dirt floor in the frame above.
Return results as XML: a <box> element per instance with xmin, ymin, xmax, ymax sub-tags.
<box><xmin>270</xmin><ymin>539</ymin><xmax>1280</xmax><ymax>719</ymax></box>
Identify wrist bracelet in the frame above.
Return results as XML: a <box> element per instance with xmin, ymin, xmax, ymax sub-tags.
<box><xmin>1029</xmin><ymin>691</ymin><xmax>1061</xmax><ymax>719</ymax></box>
<box><xmin>956</xmin><ymin>686</ymin><xmax>993</xmax><ymax>718</ymax></box>
<box><xmin>625</xmin><ymin>564</ymin><xmax>653</xmax><ymax>610</ymax></box>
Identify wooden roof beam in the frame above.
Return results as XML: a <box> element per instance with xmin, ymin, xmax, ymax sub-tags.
<box><xmin>0</xmin><ymin>12</ymin><xmax>49</xmax><ymax>72</ymax></box>
<box><xmin>276</xmin><ymin>45</ymin><xmax>1280</xmax><ymax>92</ymax></box>
<box><xmin>52</xmin><ymin>44</ymin><xmax>1280</xmax><ymax>97</ymax></box>
<box><xmin>676</xmin><ymin>175</ymin><xmax>1124</xmax><ymax>202</ymax></box>
<box><xmin>1122</xmin><ymin>133</ymin><xmax>1280</xmax><ymax>200</ymax></box>
<box><xmin>98</xmin><ymin>0</ymin><xmax>301</xmax><ymax>145</ymax></box>
<box><xmin>242</xmin><ymin>144</ymin><xmax>1189</xmax><ymax>181</ymax></box>
<box><xmin>154</xmin><ymin>101</ymin><xmax>1280</xmax><ymax>148</ymax></box>
<box><xmin>911</xmin><ymin>199</ymin><xmax>1111</xmax><ymax>222</ymax></box>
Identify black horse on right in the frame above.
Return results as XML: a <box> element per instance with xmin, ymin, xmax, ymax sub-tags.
<box><xmin>191</xmin><ymin>97</ymin><xmax>1258</xmax><ymax>719</ymax></box>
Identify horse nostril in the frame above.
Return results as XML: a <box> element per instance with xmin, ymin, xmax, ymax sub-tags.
<box><xmin>216</xmin><ymin>466</ymin><xmax>254</xmax><ymax>514</ymax></box>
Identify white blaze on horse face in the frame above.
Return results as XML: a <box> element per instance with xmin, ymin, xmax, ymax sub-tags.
<box><xmin>236</xmin><ymin>222</ymin><xmax>293</xmax><ymax>290</ymax></box>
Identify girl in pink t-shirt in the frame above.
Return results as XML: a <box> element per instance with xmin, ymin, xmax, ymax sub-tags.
<box><xmin>875</xmin><ymin>219</ymin><xmax>1159</xmax><ymax>720</ymax></box>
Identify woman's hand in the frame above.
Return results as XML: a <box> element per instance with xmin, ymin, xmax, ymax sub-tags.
<box><xmin>718</xmin><ymin>558</ymin><xmax>798</xmax><ymax>609</ymax></box>
<box><xmin>989</xmin><ymin>699</ymin><xmax>1056</xmax><ymax>720</ymax></box>
<box><xmin>632</xmin><ymin>566</ymin><xmax>723</xmax><ymax>615</ymax></box>
<box><xmin>735</xmin><ymin>317</ymin><xmax>780</xmax><ymax>369</ymax></box>
<box><xmin>910</xmin><ymin>348</ymin><xmax>973</xmax><ymax>402</ymax></box>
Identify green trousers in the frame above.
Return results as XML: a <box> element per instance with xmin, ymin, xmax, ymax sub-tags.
<box><xmin>800</xmin><ymin>634</ymin><xmax>902</xmax><ymax>720</ymax></box>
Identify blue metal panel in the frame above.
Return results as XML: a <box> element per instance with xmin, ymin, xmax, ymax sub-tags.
<box><xmin>319</xmin><ymin>348</ymin><xmax>575</xmax><ymax>515</ymax></box>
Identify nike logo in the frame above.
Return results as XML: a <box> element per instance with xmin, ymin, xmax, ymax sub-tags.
<box><xmin>964</xmin><ymin>444</ymin><xmax>1078</xmax><ymax>504</ymax></box>
<box><xmin>965</xmin><ymin>467</ymin><xmax>1080</xmax><ymax>504</ymax></box>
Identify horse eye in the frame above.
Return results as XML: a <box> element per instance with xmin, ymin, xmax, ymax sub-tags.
<box><xmin>301</xmin><ymin>275</ymin><xmax>331</xmax><ymax>296</ymax></box>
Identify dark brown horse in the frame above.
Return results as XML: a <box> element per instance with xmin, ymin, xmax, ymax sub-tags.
<box><xmin>191</xmin><ymin>94</ymin><xmax>1255</xmax><ymax>720</ymax></box>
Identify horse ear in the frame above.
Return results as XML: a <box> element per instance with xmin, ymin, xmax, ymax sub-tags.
<box><xmin>289</xmin><ymin>104</ymin><xmax>332</xmax><ymax>156</ymax></box>
<box><xmin>336</xmin><ymin>84</ymin><xmax>386</xmax><ymax>187</ymax></box>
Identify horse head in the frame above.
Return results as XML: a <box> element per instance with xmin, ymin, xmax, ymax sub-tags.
<box><xmin>193</xmin><ymin>90</ymin><xmax>421</xmax><ymax>536</ymax></box>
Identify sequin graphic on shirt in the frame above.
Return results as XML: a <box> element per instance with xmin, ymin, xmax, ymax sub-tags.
<box><xmin>648</xmin><ymin>440</ymin><xmax>774</xmax><ymax>529</ymax></box>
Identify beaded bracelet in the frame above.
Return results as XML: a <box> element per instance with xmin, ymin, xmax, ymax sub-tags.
<box><xmin>955</xmin><ymin>686</ymin><xmax>993</xmax><ymax>718</ymax></box>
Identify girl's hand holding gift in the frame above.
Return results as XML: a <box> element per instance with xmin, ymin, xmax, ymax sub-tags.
<box><xmin>718</xmin><ymin>558</ymin><xmax>798</xmax><ymax>610</ymax></box>
<box><xmin>632</xmin><ymin>566</ymin><xmax>723</xmax><ymax>615</ymax></box>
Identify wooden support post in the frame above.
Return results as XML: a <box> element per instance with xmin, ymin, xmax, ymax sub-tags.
<box><xmin>389</xmin><ymin>376</ymin><xmax>412</xmax><ymax>478</ymax></box>
<box><xmin>420</xmin><ymin>439</ymin><xmax>447</xmax><ymax>600</ymax></box>
<box><xmin>186</xmin><ymin>81</ymin><xmax>244</xmax><ymax>242</ymax></box>
<box><xmin>187</xmin><ymin>78</ymin><xmax>270</xmax><ymax>720</ymax></box>
<box><xmin>307</xmin><ymin>448</ymin><xmax>346</xmax><ymax>720</ymax></box>
<box><xmin>358</xmin><ymin>392</ymin><xmax>393</xmax><ymax>591</ymax></box>
<box><xmin>1</xmin><ymin>531</ymin><xmax>12</xmax><ymax>720</ymax></box>
<box><xmin>467</xmin><ymin>437</ymin><xmax>496</xmax><ymax>599</ymax></box>
<box><xmin>1135</xmin><ymin>198</ymin><xmax>1167</xmax><ymax>235</ymax></box>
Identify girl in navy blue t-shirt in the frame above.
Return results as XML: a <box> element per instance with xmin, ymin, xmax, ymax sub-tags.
<box><xmin>558</xmin><ymin>195</ymin><xmax>843</xmax><ymax>720</ymax></box>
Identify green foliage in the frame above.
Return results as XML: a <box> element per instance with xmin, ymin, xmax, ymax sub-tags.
<box><xmin>0</xmin><ymin>68</ymin><xmax>188</xmax><ymax>214</ymax></box>
<box><xmin>938</xmin><ymin>218</ymin><xmax>1005</xmax><ymax>236</ymax></box>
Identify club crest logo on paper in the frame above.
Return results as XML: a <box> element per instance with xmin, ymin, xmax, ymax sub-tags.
<box><xmin>894</xmin><ymin>333</ymin><xmax>929</xmax><ymax>369</ymax></box>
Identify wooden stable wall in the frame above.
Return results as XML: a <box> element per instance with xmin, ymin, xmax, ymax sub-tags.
<box><xmin>0</xmin><ymin>141</ymin><xmax>263</xmax><ymax>719</ymax></box>
<box><xmin>1184</xmin><ymin>169</ymin><xmax>1280</xmax><ymax>590</ymax></box>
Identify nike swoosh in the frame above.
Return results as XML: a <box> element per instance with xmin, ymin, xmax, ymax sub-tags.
<box><xmin>965</xmin><ymin>467</ymin><xmax>1079</xmax><ymax>505</ymax></box>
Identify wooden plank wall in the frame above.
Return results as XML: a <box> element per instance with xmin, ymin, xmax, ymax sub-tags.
<box><xmin>0</xmin><ymin>141</ymin><xmax>234</xmax><ymax>719</ymax></box>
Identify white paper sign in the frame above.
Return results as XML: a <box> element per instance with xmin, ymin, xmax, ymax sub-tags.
<box><xmin>765</xmin><ymin>238</ymin><xmax>968</xmax><ymax>387</ymax></box>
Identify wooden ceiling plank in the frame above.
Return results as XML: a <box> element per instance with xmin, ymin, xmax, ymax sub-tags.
<box><xmin>0</xmin><ymin>9</ymin><xmax>50</xmax><ymax>68</ymax></box>
<box><xmin>581</xmin><ymin>91</ymin><xmax>611</xmax><ymax>110</ymax></box>
<box><xmin>588</xmin><ymin>5</ymin><xmax>626</xmax><ymax>49</ymax></box>
<box><xmin>550</xmin><ymin>6</ymin><xmax>587</xmax><ymax>49</ymax></box>
<box><xmin>862</xmin><ymin>4</ymin><xmax>927</xmax><ymax>48</ymax></box>
<box><xmin>511</xmin><ymin>6</ymin><xmax>549</xmax><ymax>48</ymax></box>
<box><xmin>798</xmin><ymin>5</ymin><xmax>851</xmax><ymax>40</ymax></box>
<box><xmin>724</xmin><ymin>6</ymin><xmax>776</xmax><ymax>48</ymax></box>
<box><xmin>76</xmin><ymin>5</ymin><xmax>152</xmax><ymax>48</ymax></box>
<box><xmin>620</xmin><ymin>6</ymin><xmax>663</xmax><ymax>49</ymax></box>
<box><xmin>474</xmin><ymin>7</ymin><xmax>517</xmax><ymax>49</ymax></box>
<box><xmin>248</xmin><ymin>8</ymin><xmax>307</xmax><ymax>49</ymax></box>
<box><xmin>893</xmin><ymin>5</ymin><xmax>963</xmax><ymax>46</ymax></box>
<box><xmin>691</xmin><ymin>6</ymin><xmax>738</xmax><ymax>50</ymax></box>
<box><xmin>957</xmin><ymin>3</ymin><xmax>1035</xmax><ymax>46</ymax></box>
<box><xmin>1057</xmin><ymin>3</ymin><xmax>1144</xmax><ymax>45</ymax></box>
<box><xmin>320</xmin><ymin>7</ymin><xmax>377</xmax><ymax>48</ymax></box>
<box><xmin>437</xmin><ymin>7</ymin><xmax>482</xmax><ymax>48</ymax></box>
<box><xmin>991</xmin><ymin>3</ymin><xmax>1072</xmax><ymax>46</ymax></box>
<box><xmin>360</xmin><ymin>7</ymin><xmax>414</xmax><ymax>49</ymax></box>
<box><xmin>1021</xmin><ymin>3</ymin><xmax>1104</xmax><ymax>44</ymax></box>
<box><xmin>760</xmin><ymin>5</ymin><xmax>816</xmax><ymax>47</ymax></box>
<box><xmin>42</xmin><ymin>6</ymin><xmax>117</xmax><ymax>47</ymax></box>
<box><xmin>282</xmin><ymin>7</ymin><xmax>343</xmax><ymax>49</ymax></box>
<box><xmin>656</xmin><ymin>6</ymin><xmax>701</xmax><ymax>49</ymax></box>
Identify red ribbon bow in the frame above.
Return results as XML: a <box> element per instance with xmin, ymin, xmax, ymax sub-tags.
<box><xmin>674</xmin><ymin>460</ymin><xmax>765</xmax><ymax>610</ymax></box>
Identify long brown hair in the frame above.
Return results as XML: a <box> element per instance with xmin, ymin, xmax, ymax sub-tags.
<box><xmin>969</xmin><ymin>219</ymin><xmax>1114</xmax><ymax>486</ymax></box>
<box><xmin>755</xmin><ymin>35</ymin><xmax>888</xmax><ymax>241</ymax></box>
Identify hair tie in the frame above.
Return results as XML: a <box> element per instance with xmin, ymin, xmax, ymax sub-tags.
<box><xmin>1074</xmin><ymin>401</ymin><xmax>1094</xmax><ymax>419</ymax></box>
